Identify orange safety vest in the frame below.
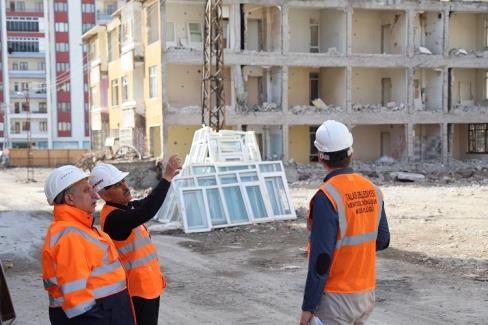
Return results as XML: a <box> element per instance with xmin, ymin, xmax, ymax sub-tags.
<box><xmin>41</xmin><ymin>204</ymin><xmax>127</xmax><ymax>318</ymax></box>
<box><xmin>100</xmin><ymin>204</ymin><xmax>165</xmax><ymax>299</ymax></box>
<box><xmin>308</xmin><ymin>173</ymin><xmax>383</xmax><ymax>294</ymax></box>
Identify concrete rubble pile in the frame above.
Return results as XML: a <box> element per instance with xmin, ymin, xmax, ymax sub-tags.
<box><xmin>290</xmin><ymin>104</ymin><xmax>344</xmax><ymax>115</ymax></box>
<box><xmin>150</xmin><ymin>127</ymin><xmax>296</xmax><ymax>233</ymax></box>
<box><xmin>452</xmin><ymin>103</ymin><xmax>488</xmax><ymax>114</ymax></box>
<box><xmin>449</xmin><ymin>48</ymin><xmax>488</xmax><ymax>58</ymax></box>
<box><xmin>284</xmin><ymin>158</ymin><xmax>488</xmax><ymax>186</ymax></box>
<box><xmin>353</xmin><ymin>102</ymin><xmax>406</xmax><ymax>113</ymax></box>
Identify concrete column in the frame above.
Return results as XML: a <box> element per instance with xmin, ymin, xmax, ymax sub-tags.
<box><xmin>405</xmin><ymin>123</ymin><xmax>415</xmax><ymax>162</ymax></box>
<box><xmin>346</xmin><ymin>7</ymin><xmax>352</xmax><ymax>57</ymax></box>
<box><xmin>282</xmin><ymin>123</ymin><xmax>289</xmax><ymax>161</ymax></box>
<box><xmin>282</xmin><ymin>4</ymin><xmax>289</xmax><ymax>54</ymax></box>
<box><xmin>231</xmin><ymin>4</ymin><xmax>240</xmax><ymax>50</ymax></box>
<box><xmin>443</xmin><ymin>9</ymin><xmax>449</xmax><ymax>57</ymax></box>
<box><xmin>282</xmin><ymin>66</ymin><xmax>288</xmax><ymax>113</ymax></box>
<box><xmin>441</xmin><ymin>123</ymin><xmax>448</xmax><ymax>164</ymax></box>
<box><xmin>406</xmin><ymin>9</ymin><xmax>415</xmax><ymax>58</ymax></box>
<box><xmin>407</xmin><ymin>68</ymin><xmax>414</xmax><ymax>114</ymax></box>
<box><xmin>346</xmin><ymin>66</ymin><xmax>352</xmax><ymax>113</ymax></box>
<box><xmin>266</xmin><ymin>8</ymin><xmax>272</xmax><ymax>52</ymax></box>
<box><xmin>448</xmin><ymin>123</ymin><xmax>454</xmax><ymax>162</ymax></box>
<box><xmin>442</xmin><ymin>67</ymin><xmax>449</xmax><ymax>113</ymax></box>
<box><xmin>160</xmin><ymin>2</ymin><xmax>168</xmax><ymax>158</ymax></box>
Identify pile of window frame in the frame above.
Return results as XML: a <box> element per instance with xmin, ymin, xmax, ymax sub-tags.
<box><xmin>153</xmin><ymin>127</ymin><xmax>296</xmax><ymax>233</ymax></box>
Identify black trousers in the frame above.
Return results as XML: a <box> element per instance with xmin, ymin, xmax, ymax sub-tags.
<box><xmin>132</xmin><ymin>296</ymin><xmax>160</xmax><ymax>325</ymax></box>
<box><xmin>49</xmin><ymin>289</ymin><xmax>135</xmax><ymax>325</ymax></box>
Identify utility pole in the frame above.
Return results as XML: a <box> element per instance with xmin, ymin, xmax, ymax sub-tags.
<box><xmin>201</xmin><ymin>0</ymin><xmax>225</xmax><ymax>131</ymax></box>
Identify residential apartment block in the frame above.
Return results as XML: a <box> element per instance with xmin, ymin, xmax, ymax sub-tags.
<box><xmin>0</xmin><ymin>0</ymin><xmax>121</xmax><ymax>149</ymax></box>
<box><xmin>85</xmin><ymin>0</ymin><xmax>488</xmax><ymax>163</ymax></box>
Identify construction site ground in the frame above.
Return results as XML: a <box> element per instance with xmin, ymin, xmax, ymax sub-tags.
<box><xmin>1</xmin><ymin>167</ymin><xmax>487</xmax><ymax>325</ymax></box>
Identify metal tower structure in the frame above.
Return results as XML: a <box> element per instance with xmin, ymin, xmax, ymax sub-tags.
<box><xmin>23</xmin><ymin>92</ymin><xmax>34</xmax><ymax>182</ymax></box>
<box><xmin>201</xmin><ymin>0</ymin><xmax>225</xmax><ymax>131</ymax></box>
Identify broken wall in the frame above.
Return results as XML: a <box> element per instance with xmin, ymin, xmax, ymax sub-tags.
<box><xmin>320</xmin><ymin>9</ymin><xmax>346</xmax><ymax>54</ymax></box>
<box><xmin>449</xmin><ymin>13</ymin><xmax>487</xmax><ymax>51</ymax></box>
<box><xmin>352</xmin><ymin>124</ymin><xmax>405</xmax><ymax>161</ymax></box>
<box><xmin>352</xmin><ymin>68</ymin><xmax>406</xmax><ymax>105</ymax></box>
<box><xmin>352</xmin><ymin>10</ymin><xmax>406</xmax><ymax>54</ymax></box>
<box><xmin>288</xmin><ymin>67</ymin><xmax>319</xmax><ymax>106</ymax></box>
<box><xmin>244</xmin><ymin>5</ymin><xmax>281</xmax><ymax>52</ymax></box>
<box><xmin>288</xmin><ymin>67</ymin><xmax>345</xmax><ymax>107</ymax></box>
<box><xmin>413</xmin><ymin>69</ymin><xmax>443</xmax><ymax>111</ymax></box>
<box><xmin>414</xmin><ymin>124</ymin><xmax>441</xmax><ymax>162</ymax></box>
<box><xmin>414</xmin><ymin>11</ymin><xmax>443</xmax><ymax>54</ymax></box>
<box><xmin>288</xmin><ymin>9</ymin><xmax>320</xmax><ymax>53</ymax></box>
<box><xmin>288</xmin><ymin>125</ymin><xmax>312</xmax><ymax>164</ymax></box>
<box><xmin>288</xmin><ymin>8</ymin><xmax>345</xmax><ymax>54</ymax></box>
<box><xmin>451</xmin><ymin>68</ymin><xmax>487</xmax><ymax>106</ymax></box>
<box><xmin>320</xmin><ymin>67</ymin><xmax>346</xmax><ymax>107</ymax></box>
<box><xmin>166</xmin><ymin>3</ymin><xmax>205</xmax><ymax>49</ymax></box>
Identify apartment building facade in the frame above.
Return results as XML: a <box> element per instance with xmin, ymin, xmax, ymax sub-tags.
<box><xmin>86</xmin><ymin>0</ymin><xmax>488</xmax><ymax>163</ymax></box>
<box><xmin>0</xmin><ymin>0</ymin><xmax>120</xmax><ymax>150</ymax></box>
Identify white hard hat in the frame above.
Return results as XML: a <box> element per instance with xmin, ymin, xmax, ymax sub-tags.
<box><xmin>314</xmin><ymin>120</ymin><xmax>353</xmax><ymax>153</ymax></box>
<box><xmin>44</xmin><ymin>165</ymin><xmax>88</xmax><ymax>205</ymax></box>
<box><xmin>89</xmin><ymin>163</ymin><xmax>129</xmax><ymax>193</ymax></box>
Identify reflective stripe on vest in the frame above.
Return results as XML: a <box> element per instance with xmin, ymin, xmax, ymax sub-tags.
<box><xmin>50</xmin><ymin>227</ymin><xmax>108</xmax><ymax>252</ymax></box>
<box><xmin>324</xmin><ymin>183</ymin><xmax>383</xmax><ymax>249</ymax></box>
<box><xmin>64</xmin><ymin>299</ymin><xmax>96</xmax><ymax>318</ymax></box>
<box><xmin>123</xmin><ymin>251</ymin><xmax>158</xmax><ymax>270</ymax></box>
<box><xmin>117</xmin><ymin>229</ymin><xmax>152</xmax><ymax>255</ymax></box>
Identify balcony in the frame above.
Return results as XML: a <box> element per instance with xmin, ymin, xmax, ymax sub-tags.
<box><xmin>6</xmin><ymin>5</ymin><xmax>44</xmax><ymax>15</ymax></box>
<box><xmin>10</xmin><ymin>91</ymin><xmax>47</xmax><ymax>99</ymax></box>
<box><xmin>9</xmin><ymin>69</ymin><xmax>46</xmax><ymax>79</ymax></box>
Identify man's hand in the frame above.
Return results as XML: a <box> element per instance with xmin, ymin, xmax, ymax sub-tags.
<box><xmin>162</xmin><ymin>154</ymin><xmax>182</xmax><ymax>182</ymax></box>
<box><xmin>299</xmin><ymin>311</ymin><xmax>313</xmax><ymax>325</ymax></box>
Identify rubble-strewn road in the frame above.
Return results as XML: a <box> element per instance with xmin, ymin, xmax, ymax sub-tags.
<box><xmin>1</xmin><ymin>168</ymin><xmax>487</xmax><ymax>324</ymax></box>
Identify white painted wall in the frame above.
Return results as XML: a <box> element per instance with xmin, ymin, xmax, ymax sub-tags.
<box><xmin>352</xmin><ymin>68</ymin><xmax>406</xmax><ymax>104</ymax></box>
<box><xmin>271</xmin><ymin>67</ymin><xmax>281</xmax><ymax>105</ymax></box>
<box><xmin>67</xmin><ymin>0</ymin><xmax>85</xmax><ymax>146</ymax></box>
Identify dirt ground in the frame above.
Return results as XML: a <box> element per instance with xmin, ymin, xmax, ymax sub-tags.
<box><xmin>0</xmin><ymin>167</ymin><xmax>487</xmax><ymax>324</ymax></box>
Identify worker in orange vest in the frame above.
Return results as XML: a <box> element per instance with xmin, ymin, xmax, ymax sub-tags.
<box><xmin>299</xmin><ymin>120</ymin><xmax>390</xmax><ymax>325</ymax></box>
<box><xmin>89</xmin><ymin>155</ymin><xmax>182</xmax><ymax>325</ymax></box>
<box><xmin>41</xmin><ymin>165</ymin><xmax>135</xmax><ymax>324</ymax></box>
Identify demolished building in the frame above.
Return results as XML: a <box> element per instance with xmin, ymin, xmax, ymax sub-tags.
<box><xmin>84</xmin><ymin>0</ymin><xmax>488</xmax><ymax>165</ymax></box>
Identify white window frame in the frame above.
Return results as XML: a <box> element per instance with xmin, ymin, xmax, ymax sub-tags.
<box><xmin>310</xmin><ymin>23</ymin><xmax>320</xmax><ymax>53</ymax></box>
<box><xmin>187</xmin><ymin>22</ymin><xmax>203</xmax><ymax>49</ymax></box>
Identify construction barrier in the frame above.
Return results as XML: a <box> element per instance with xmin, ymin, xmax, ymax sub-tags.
<box><xmin>0</xmin><ymin>260</ymin><xmax>16</xmax><ymax>324</ymax></box>
<box><xmin>9</xmin><ymin>149</ymin><xmax>87</xmax><ymax>167</ymax></box>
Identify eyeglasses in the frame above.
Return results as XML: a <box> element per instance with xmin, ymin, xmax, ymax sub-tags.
<box><xmin>104</xmin><ymin>179</ymin><xmax>126</xmax><ymax>191</ymax></box>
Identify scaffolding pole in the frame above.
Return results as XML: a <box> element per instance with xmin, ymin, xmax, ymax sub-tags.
<box><xmin>201</xmin><ymin>0</ymin><xmax>225</xmax><ymax>131</ymax></box>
